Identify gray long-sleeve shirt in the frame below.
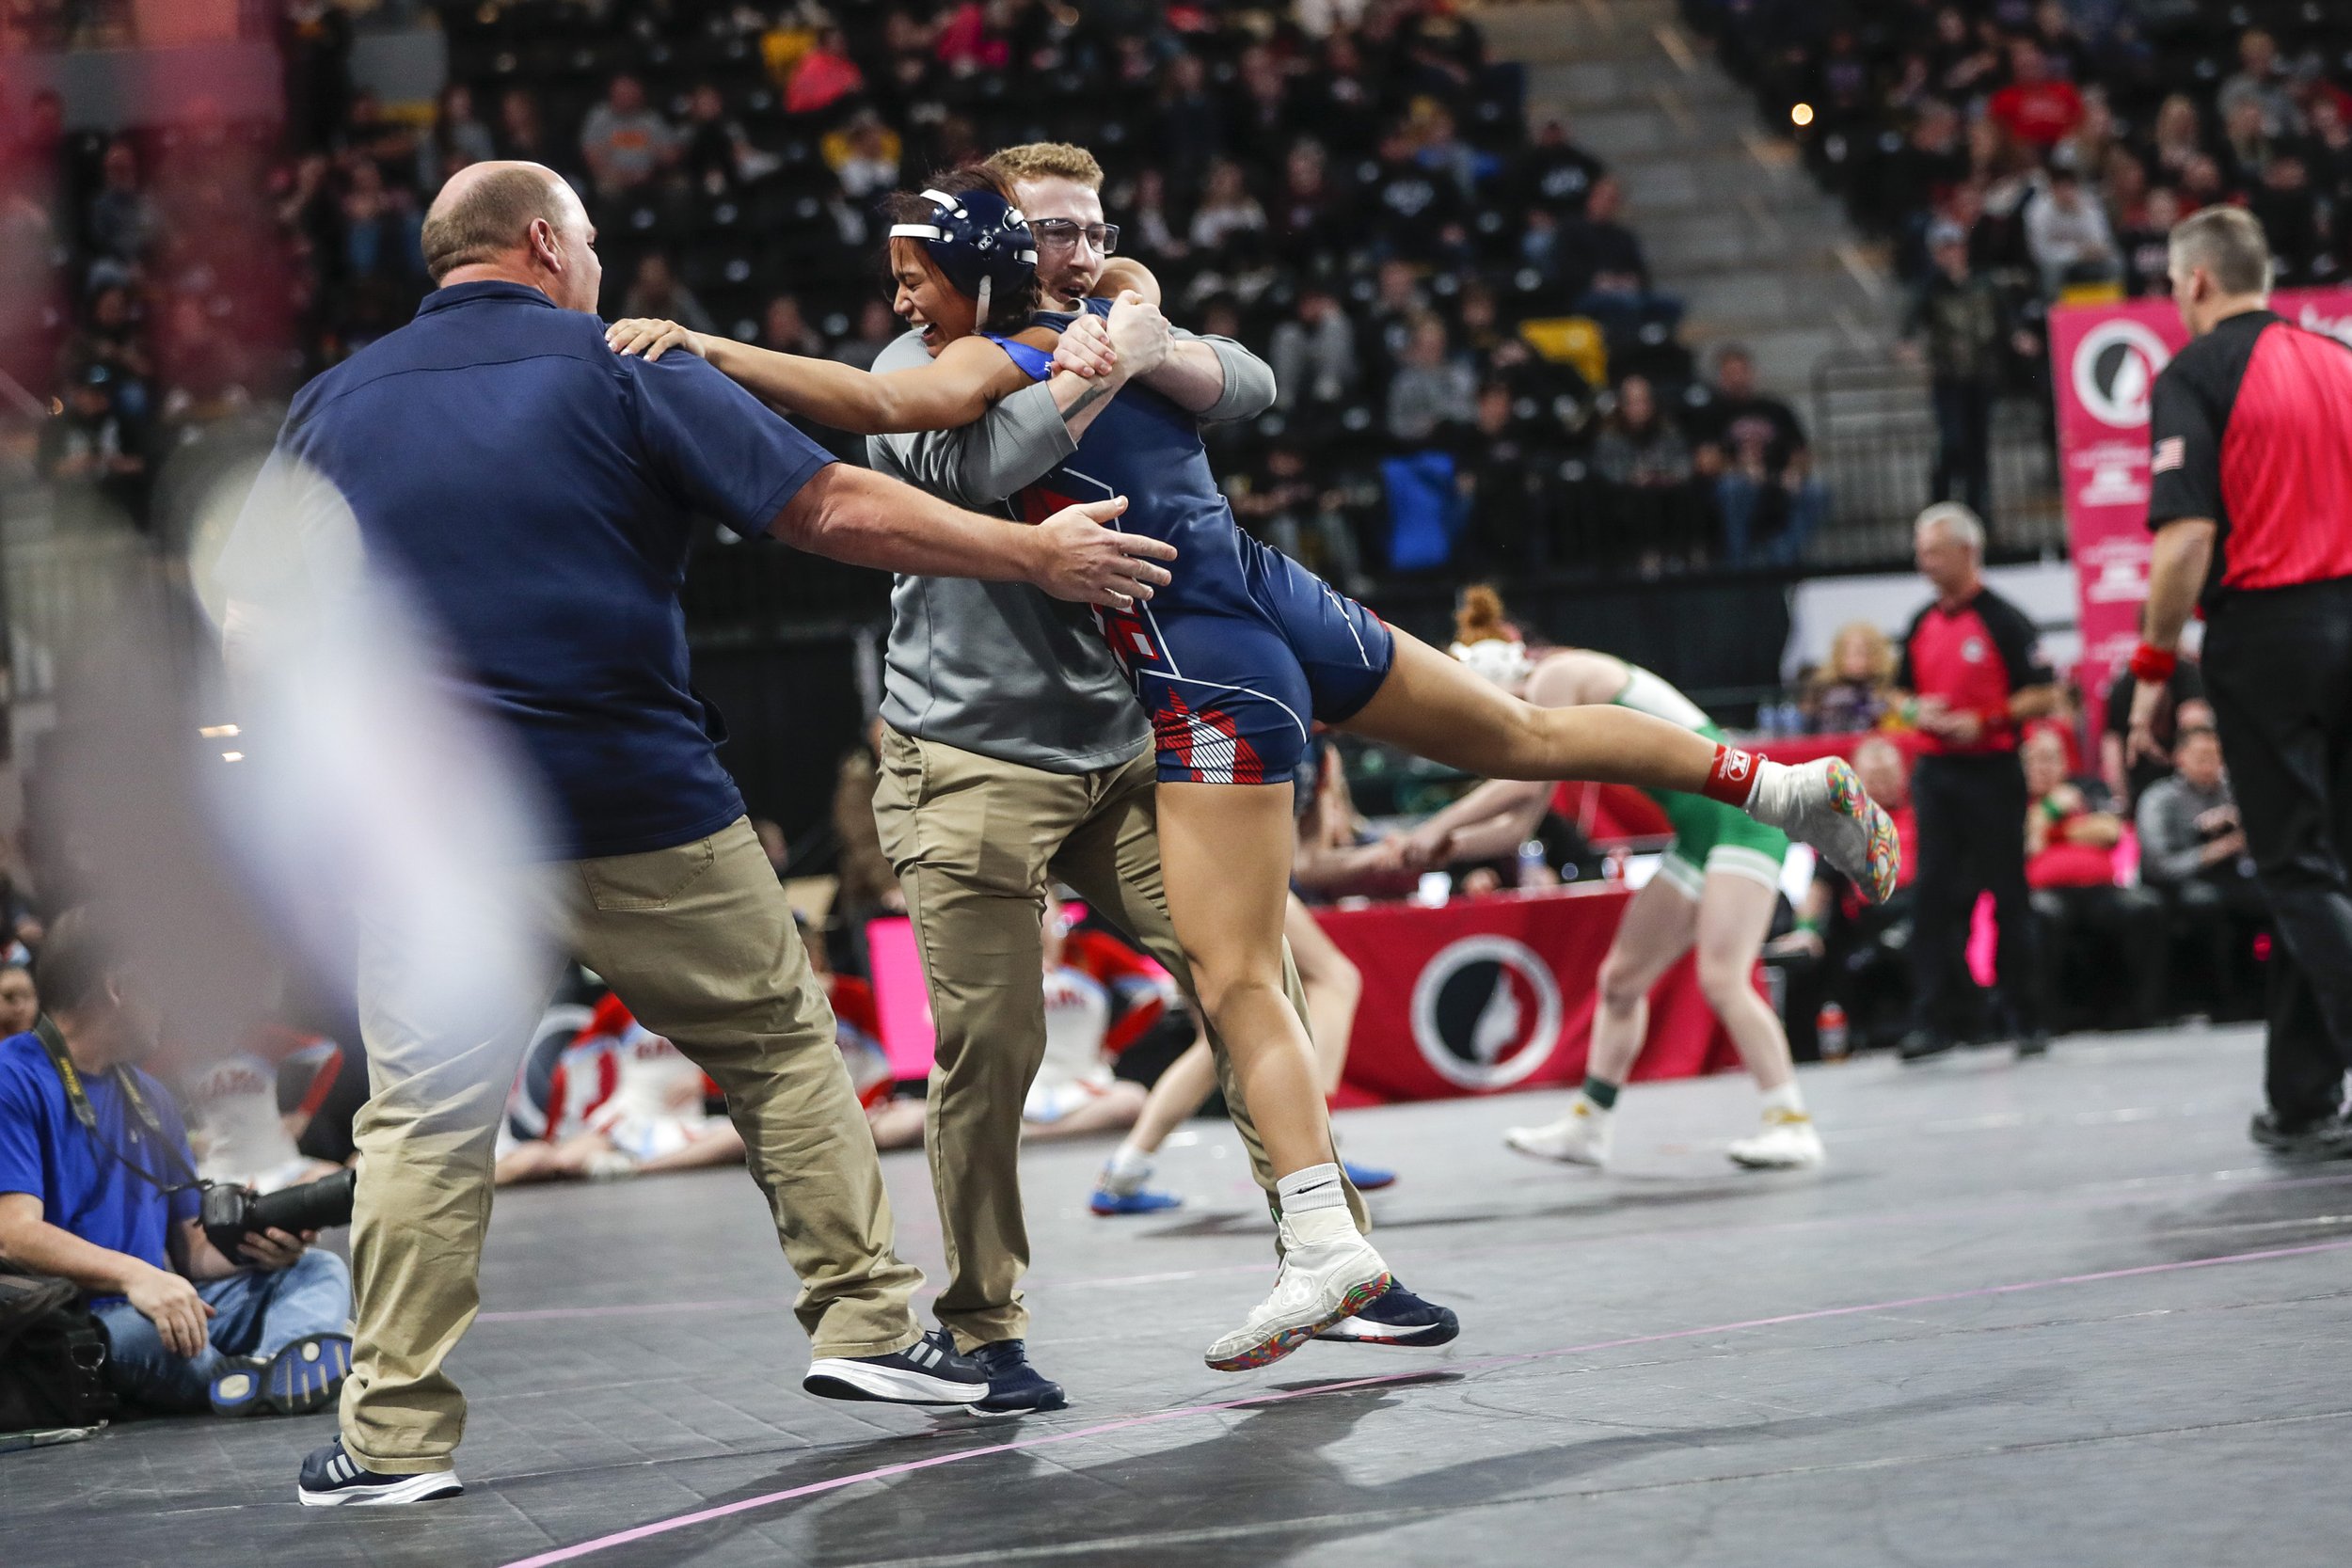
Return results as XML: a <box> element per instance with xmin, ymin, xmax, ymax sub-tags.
<box><xmin>2135</xmin><ymin>774</ymin><xmax>2237</xmax><ymax>886</ymax></box>
<box><xmin>866</xmin><ymin>324</ymin><xmax>1276</xmax><ymax>774</ymax></box>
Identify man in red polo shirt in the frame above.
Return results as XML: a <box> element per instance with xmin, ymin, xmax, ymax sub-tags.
<box><xmin>1895</xmin><ymin>503</ymin><xmax>2067</xmax><ymax>1062</ymax></box>
<box><xmin>2129</xmin><ymin>205</ymin><xmax>2352</xmax><ymax>1157</ymax></box>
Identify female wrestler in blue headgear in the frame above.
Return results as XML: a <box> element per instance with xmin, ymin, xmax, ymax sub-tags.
<box><xmin>607</xmin><ymin>166</ymin><xmax>1901</xmax><ymax>1374</ymax></box>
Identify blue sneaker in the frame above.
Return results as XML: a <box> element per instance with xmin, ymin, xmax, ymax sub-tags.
<box><xmin>213</xmin><ymin>1332</ymin><xmax>352</xmax><ymax>1418</ymax></box>
<box><xmin>1089</xmin><ymin>1184</ymin><xmax>1182</xmax><ymax>1214</ymax></box>
<box><xmin>1342</xmin><ymin>1160</ymin><xmax>1398</xmax><ymax>1192</ymax></box>
<box><xmin>1311</xmin><ymin>1279</ymin><xmax>1459</xmax><ymax>1348</ymax></box>
<box><xmin>296</xmin><ymin>1436</ymin><xmax>464</xmax><ymax>1508</ymax></box>
<box><xmin>971</xmin><ymin>1338</ymin><xmax>1068</xmax><ymax>1416</ymax></box>
<box><xmin>803</xmin><ymin>1328</ymin><xmax>989</xmax><ymax>1406</ymax></box>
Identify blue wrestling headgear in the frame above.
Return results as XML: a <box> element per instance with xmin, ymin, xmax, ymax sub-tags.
<box><xmin>887</xmin><ymin>186</ymin><xmax>1039</xmax><ymax>327</ymax></box>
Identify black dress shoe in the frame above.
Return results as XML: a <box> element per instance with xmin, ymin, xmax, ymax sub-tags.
<box><xmin>2249</xmin><ymin>1109</ymin><xmax>2352</xmax><ymax>1157</ymax></box>
<box><xmin>1898</xmin><ymin>1030</ymin><xmax>1957</xmax><ymax>1063</ymax></box>
<box><xmin>2014</xmin><ymin>1028</ymin><xmax>2051</xmax><ymax>1060</ymax></box>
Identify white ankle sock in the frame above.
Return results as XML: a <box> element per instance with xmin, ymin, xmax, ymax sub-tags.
<box><xmin>1760</xmin><ymin>1082</ymin><xmax>1805</xmax><ymax>1117</ymax></box>
<box><xmin>1276</xmin><ymin>1161</ymin><xmax>1346</xmax><ymax>1215</ymax></box>
<box><xmin>1105</xmin><ymin>1139</ymin><xmax>1153</xmax><ymax>1182</ymax></box>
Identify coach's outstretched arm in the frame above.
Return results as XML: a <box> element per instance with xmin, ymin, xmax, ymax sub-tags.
<box><xmin>771</xmin><ymin>464</ymin><xmax>1172</xmax><ymax>610</ymax></box>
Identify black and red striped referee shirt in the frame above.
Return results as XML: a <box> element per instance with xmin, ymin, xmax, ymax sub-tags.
<box><xmin>2146</xmin><ymin>308</ymin><xmax>2352</xmax><ymax>598</ymax></box>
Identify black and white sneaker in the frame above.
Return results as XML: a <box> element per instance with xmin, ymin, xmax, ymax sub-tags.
<box><xmin>1311</xmin><ymin>1279</ymin><xmax>1460</xmax><ymax>1348</ymax></box>
<box><xmin>971</xmin><ymin>1338</ymin><xmax>1068</xmax><ymax>1417</ymax></box>
<box><xmin>295</xmin><ymin>1437</ymin><xmax>464</xmax><ymax>1508</ymax></box>
<box><xmin>803</xmin><ymin>1328</ymin><xmax>988</xmax><ymax>1406</ymax></box>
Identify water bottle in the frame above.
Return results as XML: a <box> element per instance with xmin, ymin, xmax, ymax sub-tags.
<box><xmin>1817</xmin><ymin>1002</ymin><xmax>1851</xmax><ymax>1063</ymax></box>
<box><xmin>1517</xmin><ymin>839</ymin><xmax>1547</xmax><ymax>887</ymax></box>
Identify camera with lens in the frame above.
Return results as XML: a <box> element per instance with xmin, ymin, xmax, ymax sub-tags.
<box><xmin>199</xmin><ymin>1168</ymin><xmax>358</xmax><ymax>1260</ymax></box>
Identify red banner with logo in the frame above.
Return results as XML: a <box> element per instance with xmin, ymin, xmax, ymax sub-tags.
<box><xmin>2051</xmin><ymin>289</ymin><xmax>2352</xmax><ymax>731</ymax></box>
<box><xmin>1315</xmin><ymin>885</ymin><xmax>1742</xmax><ymax>1104</ymax></box>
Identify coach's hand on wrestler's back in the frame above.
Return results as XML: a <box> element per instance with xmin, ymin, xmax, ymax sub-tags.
<box><xmin>1106</xmin><ymin>290</ymin><xmax>1173</xmax><ymax>377</ymax></box>
<box><xmin>604</xmin><ymin>317</ymin><xmax>708</xmax><ymax>363</ymax></box>
<box><xmin>1028</xmin><ymin>496</ymin><xmax>1174</xmax><ymax>610</ymax></box>
<box><xmin>1052</xmin><ymin>310</ymin><xmax>1120</xmax><ymax>379</ymax></box>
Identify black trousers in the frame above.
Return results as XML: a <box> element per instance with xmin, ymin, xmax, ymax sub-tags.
<box><xmin>2203</xmin><ymin>578</ymin><xmax>2352</xmax><ymax>1125</ymax></box>
<box><xmin>1909</xmin><ymin>752</ymin><xmax>2042</xmax><ymax>1037</ymax></box>
<box><xmin>2030</xmin><ymin>884</ymin><xmax>2168</xmax><ymax>1031</ymax></box>
<box><xmin>1931</xmin><ymin>376</ymin><xmax>1994</xmax><ymax>522</ymax></box>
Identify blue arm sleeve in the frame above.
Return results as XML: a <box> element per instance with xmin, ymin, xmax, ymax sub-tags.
<box><xmin>628</xmin><ymin>352</ymin><xmax>837</xmax><ymax>535</ymax></box>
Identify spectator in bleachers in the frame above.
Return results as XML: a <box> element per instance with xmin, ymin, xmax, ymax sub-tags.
<box><xmin>493</xmin><ymin>85</ymin><xmax>559</xmax><ymax>171</ymax></box>
<box><xmin>1229</xmin><ymin>439</ymin><xmax>1368</xmax><ymax>594</ymax></box>
<box><xmin>1594</xmin><ymin>373</ymin><xmax>1702</xmax><ymax>573</ymax></box>
<box><xmin>1803</xmin><ymin>622</ymin><xmax>1899</xmax><ymax>736</ymax></box>
<box><xmin>2100</xmin><ymin>653</ymin><xmax>2207</xmax><ymax>814</ymax></box>
<box><xmin>622</xmin><ymin>253</ymin><xmax>716</xmax><ymax>340</ymax></box>
<box><xmin>2023</xmin><ymin>727</ymin><xmax>2165</xmax><ymax>1032</ymax></box>
<box><xmin>1270</xmin><ymin>285</ymin><xmax>1360</xmax><ymax>412</ymax></box>
<box><xmin>2218</xmin><ymin>28</ymin><xmax>2296</xmax><ymax>140</ymax></box>
<box><xmin>825</xmin><ymin>109</ymin><xmax>901</xmax><ymax>203</ymax></box>
<box><xmin>1904</xmin><ymin>221</ymin><xmax>2016</xmax><ymax>522</ymax></box>
<box><xmin>415</xmin><ymin>83</ymin><xmax>494</xmax><ymax>196</ymax></box>
<box><xmin>2120</xmin><ymin>184</ymin><xmax>2184</xmax><ymax>296</ymax></box>
<box><xmin>1454</xmin><ymin>382</ymin><xmax>1555</xmax><ymax>576</ymax></box>
<box><xmin>2026</xmin><ymin>166</ymin><xmax>2120</xmax><ymax>295</ymax></box>
<box><xmin>0</xmin><ymin>966</ymin><xmax>35</xmax><ymax>1037</ymax></box>
<box><xmin>1561</xmin><ymin>174</ymin><xmax>1654</xmax><ymax>318</ymax></box>
<box><xmin>755</xmin><ymin>292</ymin><xmax>826</xmax><ymax>358</ymax></box>
<box><xmin>580</xmin><ymin>73</ymin><xmax>679</xmax><ymax>202</ymax></box>
<box><xmin>2137</xmin><ymin>724</ymin><xmax>2266</xmax><ymax>1022</ymax></box>
<box><xmin>1385</xmin><ymin>313</ymin><xmax>1476</xmax><ymax>445</ymax></box>
<box><xmin>1188</xmin><ymin>159</ymin><xmax>1268</xmax><ymax>256</ymax></box>
<box><xmin>1988</xmin><ymin>41</ymin><xmax>2085</xmax><ymax>151</ymax></box>
<box><xmin>1518</xmin><ymin>117</ymin><xmax>1603</xmax><ymax>217</ymax></box>
<box><xmin>40</xmin><ymin>363</ymin><xmax>146</xmax><ymax>527</ymax></box>
<box><xmin>1690</xmin><ymin>344</ymin><xmax>1824</xmax><ymax>568</ymax></box>
<box><xmin>784</xmin><ymin>26</ymin><xmax>866</xmax><ymax>118</ymax></box>
<box><xmin>85</xmin><ymin>140</ymin><xmax>160</xmax><ymax>281</ymax></box>
<box><xmin>830</xmin><ymin>297</ymin><xmax>900</xmax><ymax>372</ymax></box>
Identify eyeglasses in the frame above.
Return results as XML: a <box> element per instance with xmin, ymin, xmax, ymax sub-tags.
<box><xmin>1028</xmin><ymin>217</ymin><xmax>1120</xmax><ymax>254</ymax></box>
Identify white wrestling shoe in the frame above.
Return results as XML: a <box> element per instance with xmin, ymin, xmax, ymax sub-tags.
<box><xmin>1204</xmin><ymin>1209</ymin><xmax>1391</xmax><ymax>1372</ymax></box>
<box><xmin>1747</xmin><ymin>757</ymin><xmax>1900</xmax><ymax>904</ymax></box>
<box><xmin>1727</xmin><ymin>1110</ymin><xmax>1826</xmax><ymax>1169</ymax></box>
<box><xmin>1504</xmin><ymin>1100</ymin><xmax>1613</xmax><ymax>1167</ymax></box>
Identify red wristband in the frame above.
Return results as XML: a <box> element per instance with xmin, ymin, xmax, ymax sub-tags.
<box><xmin>1700</xmin><ymin>743</ymin><xmax>1763</xmax><ymax>807</ymax></box>
<box><xmin>2129</xmin><ymin>641</ymin><xmax>2177</xmax><ymax>683</ymax></box>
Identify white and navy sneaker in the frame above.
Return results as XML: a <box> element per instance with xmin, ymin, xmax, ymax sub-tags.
<box><xmin>803</xmin><ymin>1328</ymin><xmax>989</xmax><ymax>1406</ymax></box>
<box><xmin>970</xmin><ymin>1338</ymin><xmax>1068</xmax><ymax>1417</ymax></box>
<box><xmin>296</xmin><ymin>1437</ymin><xmax>464</xmax><ymax>1508</ymax></box>
<box><xmin>1312</xmin><ymin>1279</ymin><xmax>1459</xmax><ymax>1348</ymax></box>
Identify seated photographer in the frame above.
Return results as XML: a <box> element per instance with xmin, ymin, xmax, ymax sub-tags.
<box><xmin>0</xmin><ymin>911</ymin><xmax>352</xmax><ymax>1418</ymax></box>
<box><xmin>2136</xmin><ymin>724</ymin><xmax>2267</xmax><ymax>1021</ymax></box>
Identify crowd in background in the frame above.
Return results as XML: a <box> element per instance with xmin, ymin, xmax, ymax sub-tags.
<box><xmin>1687</xmin><ymin>0</ymin><xmax>2352</xmax><ymax>521</ymax></box>
<box><xmin>6</xmin><ymin>0</ymin><xmax>1850</xmax><ymax>589</ymax></box>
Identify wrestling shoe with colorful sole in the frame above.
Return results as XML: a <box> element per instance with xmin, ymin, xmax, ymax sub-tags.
<box><xmin>1504</xmin><ymin>1100</ymin><xmax>1613</xmax><ymax>1166</ymax></box>
<box><xmin>1726</xmin><ymin>1111</ymin><xmax>1826</xmax><ymax>1169</ymax></box>
<box><xmin>1750</xmin><ymin>756</ymin><xmax>1901</xmax><ymax>904</ymax></box>
<box><xmin>1312</xmin><ymin>1279</ymin><xmax>1460</xmax><ymax>1347</ymax></box>
<box><xmin>1205</xmin><ymin>1216</ymin><xmax>1391</xmax><ymax>1372</ymax></box>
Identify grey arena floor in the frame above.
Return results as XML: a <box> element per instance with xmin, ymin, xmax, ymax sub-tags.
<box><xmin>11</xmin><ymin>1023</ymin><xmax>2352</xmax><ymax>1568</ymax></box>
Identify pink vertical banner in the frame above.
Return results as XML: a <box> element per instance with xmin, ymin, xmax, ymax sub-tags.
<box><xmin>2050</xmin><ymin>288</ymin><xmax>2352</xmax><ymax>734</ymax></box>
<box><xmin>864</xmin><ymin>917</ymin><xmax>936</xmax><ymax>1079</ymax></box>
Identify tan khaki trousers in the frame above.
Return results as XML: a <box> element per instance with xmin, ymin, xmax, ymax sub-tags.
<box><xmin>341</xmin><ymin>816</ymin><xmax>923</xmax><ymax>1473</ymax></box>
<box><xmin>872</xmin><ymin>727</ymin><xmax>1365</xmax><ymax>1351</ymax></box>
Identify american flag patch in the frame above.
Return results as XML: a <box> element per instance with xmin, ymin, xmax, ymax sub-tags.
<box><xmin>2152</xmin><ymin>436</ymin><xmax>2185</xmax><ymax>474</ymax></box>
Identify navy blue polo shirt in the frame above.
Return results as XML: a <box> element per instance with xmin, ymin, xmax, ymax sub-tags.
<box><xmin>0</xmin><ymin>1032</ymin><xmax>200</xmax><ymax>1299</ymax></box>
<box><xmin>242</xmin><ymin>281</ymin><xmax>834</xmax><ymax>859</ymax></box>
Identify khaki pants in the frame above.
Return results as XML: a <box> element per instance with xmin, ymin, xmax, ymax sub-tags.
<box><xmin>872</xmin><ymin>727</ymin><xmax>1366</xmax><ymax>1351</ymax></box>
<box><xmin>341</xmin><ymin>816</ymin><xmax>922</xmax><ymax>1474</ymax></box>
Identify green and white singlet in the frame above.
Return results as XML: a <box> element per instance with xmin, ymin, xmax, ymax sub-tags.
<box><xmin>1608</xmin><ymin>664</ymin><xmax>1789</xmax><ymax>896</ymax></box>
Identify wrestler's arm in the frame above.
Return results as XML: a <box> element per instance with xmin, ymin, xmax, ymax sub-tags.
<box><xmin>1090</xmin><ymin>259</ymin><xmax>1273</xmax><ymax>420</ymax></box>
<box><xmin>870</xmin><ymin>325</ymin><xmax>1136</xmax><ymax>506</ymax></box>
<box><xmin>703</xmin><ymin>333</ymin><xmax>1030</xmax><ymax>435</ymax></box>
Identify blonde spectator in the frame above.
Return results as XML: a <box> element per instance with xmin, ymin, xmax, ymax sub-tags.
<box><xmin>1805</xmin><ymin>621</ymin><xmax>1899</xmax><ymax>733</ymax></box>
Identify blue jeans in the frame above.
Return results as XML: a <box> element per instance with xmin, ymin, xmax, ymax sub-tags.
<box><xmin>93</xmin><ymin>1250</ymin><xmax>352</xmax><ymax>1413</ymax></box>
<box><xmin>1717</xmin><ymin>471</ymin><xmax>1827</xmax><ymax>567</ymax></box>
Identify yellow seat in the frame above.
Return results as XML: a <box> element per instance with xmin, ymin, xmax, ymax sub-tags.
<box><xmin>1520</xmin><ymin>316</ymin><xmax>1607</xmax><ymax>388</ymax></box>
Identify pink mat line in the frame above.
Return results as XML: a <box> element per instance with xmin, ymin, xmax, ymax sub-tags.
<box><xmin>493</xmin><ymin>1235</ymin><xmax>2352</xmax><ymax>1568</ymax></box>
<box><xmin>474</xmin><ymin>1166</ymin><xmax>2352</xmax><ymax>1324</ymax></box>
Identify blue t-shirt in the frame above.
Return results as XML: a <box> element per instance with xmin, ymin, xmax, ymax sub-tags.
<box><xmin>230</xmin><ymin>281</ymin><xmax>837</xmax><ymax>859</ymax></box>
<box><xmin>0</xmin><ymin>1032</ymin><xmax>200</xmax><ymax>1294</ymax></box>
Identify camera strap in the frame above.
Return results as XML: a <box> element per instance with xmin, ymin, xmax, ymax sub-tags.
<box><xmin>33</xmin><ymin>1014</ymin><xmax>199</xmax><ymax>1196</ymax></box>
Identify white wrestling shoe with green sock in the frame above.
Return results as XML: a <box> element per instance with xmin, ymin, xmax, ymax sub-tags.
<box><xmin>1205</xmin><ymin>1165</ymin><xmax>1390</xmax><ymax>1372</ymax></box>
<box><xmin>1505</xmin><ymin>1097</ymin><xmax>1613</xmax><ymax>1167</ymax></box>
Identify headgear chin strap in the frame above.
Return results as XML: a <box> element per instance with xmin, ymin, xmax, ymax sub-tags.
<box><xmin>887</xmin><ymin>187</ymin><xmax>1040</xmax><ymax>329</ymax></box>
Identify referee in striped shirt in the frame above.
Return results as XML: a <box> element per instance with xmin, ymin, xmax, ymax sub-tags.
<box><xmin>2130</xmin><ymin>206</ymin><xmax>2352</xmax><ymax>1156</ymax></box>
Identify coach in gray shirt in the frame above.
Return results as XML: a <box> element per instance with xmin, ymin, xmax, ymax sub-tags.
<box><xmin>865</xmin><ymin>142</ymin><xmax>1370</xmax><ymax>1413</ymax></box>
